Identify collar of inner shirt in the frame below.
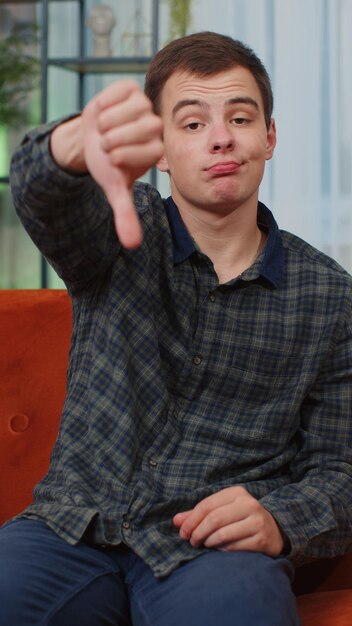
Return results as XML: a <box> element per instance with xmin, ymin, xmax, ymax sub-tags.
<box><xmin>164</xmin><ymin>196</ymin><xmax>284</xmax><ymax>289</ymax></box>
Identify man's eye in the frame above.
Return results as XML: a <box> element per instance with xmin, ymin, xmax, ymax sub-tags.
<box><xmin>233</xmin><ymin>117</ymin><xmax>248</xmax><ymax>125</ymax></box>
<box><xmin>186</xmin><ymin>122</ymin><xmax>200</xmax><ymax>130</ymax></box>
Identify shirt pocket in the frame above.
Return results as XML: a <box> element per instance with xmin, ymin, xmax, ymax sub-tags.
<box><xmin>204</xmin><ymin>354</ymin><xmax>305</xmax><ymax>443</ymax></box>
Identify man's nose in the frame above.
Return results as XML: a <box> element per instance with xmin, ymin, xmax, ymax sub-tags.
<box><xmin>209</xmin><ymin>123</ymin><xmax>234</xmax><ymax>153</ymax></box>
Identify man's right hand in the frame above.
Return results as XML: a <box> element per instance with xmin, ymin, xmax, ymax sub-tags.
<box><xmin>50</xmin><ymin>80</ymin><xmax>163</xmax><ymax>249</ymax></box>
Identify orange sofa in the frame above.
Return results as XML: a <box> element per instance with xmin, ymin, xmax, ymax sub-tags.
<box><xmin>1</xmin><ymin>289</ymin><xmax>352</xmax><ymax>624</ymax></box>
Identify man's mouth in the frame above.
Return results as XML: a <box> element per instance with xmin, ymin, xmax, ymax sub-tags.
<box><xmin>206</xmin><ymin>161</ymin><xmax>241</xmax><ymax>175</ymax></box>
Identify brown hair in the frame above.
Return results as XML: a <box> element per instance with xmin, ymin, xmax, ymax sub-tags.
<box><xmin>145</xmin><ymin>31</ymin><xmax>273</xmax><ymax>129</ymax></box>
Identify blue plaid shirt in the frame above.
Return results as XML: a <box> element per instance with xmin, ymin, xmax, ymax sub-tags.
<box><xmin>9</xmin><ymin>122</ymin><xmax>352</xmax><ymax>577</ymax></box>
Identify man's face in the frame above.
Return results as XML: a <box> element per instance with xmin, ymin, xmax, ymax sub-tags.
<box><xmin>157</xmin><ymin>67</ymin><xmax>276</xmax><ymax>219</ymax></box>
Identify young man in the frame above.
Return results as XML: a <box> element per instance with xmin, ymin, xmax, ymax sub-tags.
<box><xmin>2</xmin><ymin>32</ymin><xmax>352</xmax><ymax>626</ymax></box>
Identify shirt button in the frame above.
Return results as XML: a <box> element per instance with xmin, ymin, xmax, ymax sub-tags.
<box><xmin>122</xmin><ymin>521</ymin><xmax>130</xmax><ymax>530</ymax></box>
<box><xmin>193</xmin><ymin>355</ymin><xmax>202</xmax><ymax>365</ymax></box>
<box><xmin>208</xmin><ymin>292</ymin><xmax>216</xmax><ymax>302</ymax></box>
<box><xmin>149</xmin><ymin>458</ymin><xmax>158</xmax><ymax>468</ymax></box>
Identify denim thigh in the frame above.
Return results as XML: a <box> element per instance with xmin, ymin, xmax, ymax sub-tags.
<box><xmin>0</xmin><ymin>519</ymin><xmax>301</xmax><ymax>626</ymax></box>
<box><xmin>0</xmin><ymin>518</ymin><xmax>130</xmax><ymax>626</ymax></box>
<box><xmin>126</xmin><ymin>550</ymin><xmax>301</xmax><ymax>626</ymax></box>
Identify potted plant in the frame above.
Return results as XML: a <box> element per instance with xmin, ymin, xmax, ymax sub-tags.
<box><xmin>166</xmin><ymin>0</ymin><xmax>192</xmax><ymax>39</ymax></box>
<box><xmin>0</xmin><ymin>21</ymin><xmax>39</xmax><ymax>129</ymax></box>
<box><xmin>0</xmin><ymin>19</ymin><xmax>39</xmax><ymax>288</ymax></box>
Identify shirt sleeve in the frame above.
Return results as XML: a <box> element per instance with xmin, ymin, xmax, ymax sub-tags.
<box><xmin>260</xmin><ymin>291</ymin><xmax>352</xmax><ymax>563</ymax></box>
<box><xmin>10</xmin><ymin>119</ymin><xmax>120</xmax><ymax>294</ymax></box>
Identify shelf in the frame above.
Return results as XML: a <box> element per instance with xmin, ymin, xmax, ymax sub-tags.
<box><xmin>48</xmin><ymin>57</ymin><xmax>153</xmax><ymax>74</ymax></box>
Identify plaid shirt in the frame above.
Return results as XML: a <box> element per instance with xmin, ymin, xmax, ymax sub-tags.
<box><xmin>9</xmin><ymin>123</ymin><xmax>352</xmax><ymax>577</ymax></box>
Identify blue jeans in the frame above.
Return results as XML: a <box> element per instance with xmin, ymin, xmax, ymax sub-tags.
<box><xmin>0</xmin><ymin>519</ymin><xmax>300</xmax><ymax>626</ymax></box>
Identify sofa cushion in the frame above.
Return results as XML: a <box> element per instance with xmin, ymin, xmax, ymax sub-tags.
<box><xmin>297</xmin><ymin>589</ymin><xmax>352</xmax><ymax>625</ymax></box>
<box><xmin>0</xmin><ymin>289</ymin><xmax>71</xmax><ymax>524</ymax></box>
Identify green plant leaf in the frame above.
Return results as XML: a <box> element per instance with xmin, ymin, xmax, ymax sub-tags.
<box><xmin>0</xmin><ymin>23</ymin><xmax>39</xmax><ymax>128</ymax></box>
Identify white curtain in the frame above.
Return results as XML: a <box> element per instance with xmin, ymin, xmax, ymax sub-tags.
<box><xmin>158</xmin><ymin>0</ymin><xmax>352</xmax><ymax>272</ymax></box>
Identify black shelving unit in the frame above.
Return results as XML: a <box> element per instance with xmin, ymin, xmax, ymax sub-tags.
<box><xmin>48</xmin><ymin>57</ymin><xmax>152</xmax><ymax>74</ymax></box>
<box><xmin>40</xmin><ymin>0</ymin><xmax>159</xmax><ymax>110</ymax></box>
<box><xmin>1</xmin><ymin>0</ymin><xmax>159</xmax><ymax>287</ymax></box>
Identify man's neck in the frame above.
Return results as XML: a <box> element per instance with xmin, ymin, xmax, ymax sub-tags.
<box><xmin>177</xmin><ymin>201</ymin><xmax>266</xmax><ymax>285</ymax></box>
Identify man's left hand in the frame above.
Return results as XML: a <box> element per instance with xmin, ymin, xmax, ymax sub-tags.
<box><xmin>173</xmin><ymin>486</ymin><xmax>284</xmax><ymax>557</ymax></box>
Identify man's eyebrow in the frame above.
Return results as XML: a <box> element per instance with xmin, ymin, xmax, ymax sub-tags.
<box><xmin>171</xmin><ymin>96</ymin><xmax>259</xmax><ymax>118</ymax></box>
<box><xmin>172</xmin><ymin>99</ymin><xmax>208</xmax><ymax>118</ymax></box>
<box><xmin>225</xmin><ymin>97</ymin><xmax>259</xmax><ymax>110</ymax></box>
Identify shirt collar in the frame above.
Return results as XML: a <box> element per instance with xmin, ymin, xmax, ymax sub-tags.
<box><xmin>164</xmin><ymin>196</ymin><xmax>284</xmax><ymax>289</ymax></box>
<box><xmin>164</xmin><ymin>196</ymin><xmax>197</xmax><ymax>263</ymax></box>
<box><xmin>255</xmin><ymin>201</ymin><xmax>284</xmax><ymax>289</ymax></box>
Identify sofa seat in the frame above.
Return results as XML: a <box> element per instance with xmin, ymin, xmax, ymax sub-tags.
<box><xmin>297</xmin><ymin>589</ymin><xmax>352</xmax><ymax>625</ymax></box>
<box><xmin>1</xmin><ymin>289</ymin><xmax>351</xmax><ymax>624</ymax></box>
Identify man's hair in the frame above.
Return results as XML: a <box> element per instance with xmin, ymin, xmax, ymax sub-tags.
<box><xmin>145</xmin><ymin>31</ymin><xmax>273</xmax><ymax>129</ymax></box>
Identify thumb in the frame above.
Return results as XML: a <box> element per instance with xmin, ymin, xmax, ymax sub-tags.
<box><xmin>81</xmin><ymin>98</ymin><xmax>143</xmax><ymax>250</ymax></box>
<box><xmin>105</xmin><ymin>182</ymin><xmax>143</xmax><ymax>250</ymax></box>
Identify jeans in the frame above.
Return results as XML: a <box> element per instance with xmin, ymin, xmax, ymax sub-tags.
<box><xmin>0</xmin><ymin>519</ymin><xmax>300</xmax><ymax>626</ymax></box>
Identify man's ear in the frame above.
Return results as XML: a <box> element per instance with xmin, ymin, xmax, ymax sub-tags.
<box><xmin>156</xmin><ymin>154</ymin><xmax>169</xmax><ymax>173</ymax></box>
<box><xmin>265</xmin><ymin>118</ymin><xmax>276</xmax><ymax>161</ymax></box>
